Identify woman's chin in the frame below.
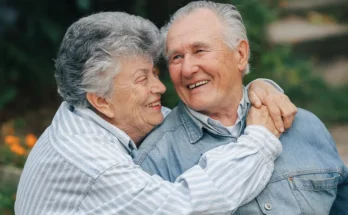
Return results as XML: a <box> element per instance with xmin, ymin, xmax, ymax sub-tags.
<box><xmin>150</xmin><ymin>114</ymin><xmax>164</xmax><ymax>127</ymax></box>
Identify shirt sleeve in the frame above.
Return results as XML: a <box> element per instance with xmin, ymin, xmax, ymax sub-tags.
<box><xmin>77</xmin><ymin>125</ymin><xmax>281</xmax><ymax>215</ymax></box>
<box><xmin>246</xmin><ymin>78</ymin><xmax>284</xmax><ymax>93</ymax></box>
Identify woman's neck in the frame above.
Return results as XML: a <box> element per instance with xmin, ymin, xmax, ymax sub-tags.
<box><xmin>97</xmin><ymin>111</ymin><xmax>152</xmax><ymax>147</ymax></box>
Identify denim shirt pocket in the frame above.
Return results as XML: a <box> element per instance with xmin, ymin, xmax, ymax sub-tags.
<box><xmin>287</xmin><ymin>171</ymin><xmax>340</xmax><ymax>215</ymax></box>
<box><xmin>247</xmin><ymin>171</ymin><xmax>341</xmax><ymax>215</ymax></box>
<box><xmin>254</xmin><ymin>179</ymin><xmax>303</xmax><ymax>215</ymax></box>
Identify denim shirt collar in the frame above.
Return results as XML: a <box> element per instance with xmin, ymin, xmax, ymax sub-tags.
<box><xmin>178</xmin><ymin>86</ymin><xmax>250</xmax><ymax>144</ymax></box>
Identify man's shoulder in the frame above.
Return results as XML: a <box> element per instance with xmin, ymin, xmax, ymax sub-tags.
<box><xmin>143</xmin><ymin>106</ymin><xmax>186</xmax><ymax>143</ymax></box>
<box><xmin>134</xmin><ymin>106</ymin><xmax>190</xmax><ymax>168</ymax></box>
<box><xmin>273</xmin><ymin>108</ymin><xmax>342</xmax><ymax>176</ymax></box>
<box><xmin>281</xmin><ymin>107</ymin><xmax>333</xmax><ymax>144</ymax></box>
<box><xmin>290</xmin><ymin>108</ymin><xmax>329</xmax><ymax>135</ymax></box>
<box><xmin>295</xmin><ymin>108</ymin><xmax>321</xmax><ymax>122</ymax></box>
<box><xmin>157</xmin><ymin>105</ymin><xmax>184</xmax><ymax>130</ymax></box>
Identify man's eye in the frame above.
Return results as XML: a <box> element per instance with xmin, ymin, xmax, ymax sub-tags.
<box><xmin>171</xmin><ymin>55</ymin><xmax>183</xmax><ymax>63</ymax></box>
<box><xmin>196</xmin><ymin>49</ymin><xmax>204</xmax><ymax>54</ymax></box>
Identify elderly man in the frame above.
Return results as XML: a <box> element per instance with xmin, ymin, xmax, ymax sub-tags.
<box><xmin>134</xmin><ymin>1</ymin><xmax>348</xmax><ymax>214</ymax></box>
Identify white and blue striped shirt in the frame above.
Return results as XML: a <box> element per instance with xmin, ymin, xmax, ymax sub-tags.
<box><xmin>15</xmin><ymin>101</ymin><xmax>281</xmax><ymax>215</ymax></box>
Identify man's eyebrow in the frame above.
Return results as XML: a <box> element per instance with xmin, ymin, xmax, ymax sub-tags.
<box><xmin>191</xmin><ymin>41</ymin><xmax>209</xmax><ymax>49</ymax></box>
<box><xmin>166</xmin><ymin>42</ymin><xmax>210</xmax><ymax>59</ymax></box>
<box><xmin>166</xmin><ymin>49</ymin><xmax>179</xmax><ymax>59</ymax></box>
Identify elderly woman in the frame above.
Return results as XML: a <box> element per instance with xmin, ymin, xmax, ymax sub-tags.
<box><xmin>15</xmin><ymin>12</ymin><xmax>291</xmax><ymax>214</ymax></box>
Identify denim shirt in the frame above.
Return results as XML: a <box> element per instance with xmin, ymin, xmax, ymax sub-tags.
<box><xmin>134</xmin><ymin>102</ymin><xmax>348</xmax><ymax>214</ymax></box>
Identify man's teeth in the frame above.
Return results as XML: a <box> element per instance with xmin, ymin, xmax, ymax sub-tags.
<box><xmin>148</xmin><ymin>101</ymin><xmax>161</xmax><ymax>107</ymax></box>
<box><xmin>188</xmin><ymin>80</ymin><xmax>209</xmax><ymax>89</ymax></box>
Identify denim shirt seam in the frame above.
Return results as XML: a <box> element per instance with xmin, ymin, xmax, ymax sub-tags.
<box><xmin>269</xmin><ymin>168</ymin><xmax>345</xmax><ymax>183</ymax></box>
<box><xmin>178</xmin><ymin>103</ymin><xmax>204</xmax><ymax>144</ymax></box>
<box><xmin>135</xmin><ymin>124</ymin><xmax>185</xmax><ymax>165</ymax></box>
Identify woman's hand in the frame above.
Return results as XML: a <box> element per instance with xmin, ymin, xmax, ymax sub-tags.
<box><xmin>247</xmin><ymin>105</ymin><xmax>281</xmax><ymax>138</ymax></box>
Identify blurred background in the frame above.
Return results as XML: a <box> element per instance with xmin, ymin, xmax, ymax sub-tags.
<box><xmin>0</xmin><ymin>0</ymin><xmax>347</xmax><ymax>213</ymax></box>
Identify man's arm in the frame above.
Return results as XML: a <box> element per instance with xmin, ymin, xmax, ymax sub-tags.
<box><xmin>78</xmin><ymin>126</ymin><xmax>281</xmax><ymax>215</ymax></box>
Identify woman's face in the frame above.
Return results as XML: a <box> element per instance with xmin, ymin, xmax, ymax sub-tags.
<box><xmin>109</xmin><ymin>56</ymin><xmax>166</xmax><ymax>140</ymax></box>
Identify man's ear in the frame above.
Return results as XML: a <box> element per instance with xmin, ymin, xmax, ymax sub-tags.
<box><xmin>86</xmin><ymin>93</ymin><xmax>115</xmax><ymax>118</ymax></box>
<box><xmin>237</xmin><ymin>40</ymin><xmax>249</xmax><ymax>72</ymax></box>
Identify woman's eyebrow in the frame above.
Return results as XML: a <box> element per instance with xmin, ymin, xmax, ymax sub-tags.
<box><xmin>133</xmin><ymin>68</ymin><xmax>150</xmax><ymax>76</ymax></box>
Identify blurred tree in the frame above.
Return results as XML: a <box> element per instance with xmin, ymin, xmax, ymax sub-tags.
<box><xmin>0</xmin><ymin>0</ymin><xmax>347</xmax><ymax>124</ymax></box>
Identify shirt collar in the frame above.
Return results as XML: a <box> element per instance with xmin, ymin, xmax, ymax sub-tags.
<box><xmin>187</xmin><ymin>86</ymin><xmax>250</xmax><ymax>133</ymax></box>
<box><xmin>72</xmin><ymin>103</ymin><xmax>137</xmax><ymax>153</ymax></box>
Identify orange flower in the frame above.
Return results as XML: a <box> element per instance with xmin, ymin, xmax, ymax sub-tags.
<box><xmin>25</xmin><ymin>133</ymin><xmax>37</xmax><ymax>148</ymax></box>
<box><xmin>4</xmin><ymin>135</ymin><xmax>20</xmax><ymax>146</ymax></box>
<box><xmin>9</xmin><ymin>143</ymin><xmax>26</xmax><ymax>156</ymax></box>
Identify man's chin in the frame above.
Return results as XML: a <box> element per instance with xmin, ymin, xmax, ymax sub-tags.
<box><xmin>185</xmin><ymin>102</ymin><xmax>209</xmax><ymax>112</ymax></box>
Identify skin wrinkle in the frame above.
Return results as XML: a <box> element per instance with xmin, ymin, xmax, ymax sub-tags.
<box><xmin>106</xmin><ymin>56</ymin><xmax>166</xmax><ymax>144</ymax></box>
<box><xmin>167</xmin><ymin>8</ymin><xmax>247</xmax><ymax>126</ymax></box>
<box><xmin>161</xmin><ymin>2</ymin><xmax>250</xmax><ymax>74</ymax></box>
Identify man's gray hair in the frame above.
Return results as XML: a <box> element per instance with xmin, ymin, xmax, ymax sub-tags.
<box><xmin>55</xmin><ymin>12</ymin><xmax>162</xmax><ymax>107</ymax></box>
<box><xmin>161</xmin><ymin>1</ymin><xmax>250</xmax><ymax>75</ymax></box>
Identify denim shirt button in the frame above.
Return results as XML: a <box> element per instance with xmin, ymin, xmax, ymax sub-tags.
<box><xmin>264</xmin><ymin>203</ymin><xmax>272</xmax><ymax>211</ymax></box>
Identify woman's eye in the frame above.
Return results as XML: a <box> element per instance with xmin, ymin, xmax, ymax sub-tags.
<box><xmin>136</xmin><ymin>76</ymin><xmax>147</xmax><ymax>83</ymax></box>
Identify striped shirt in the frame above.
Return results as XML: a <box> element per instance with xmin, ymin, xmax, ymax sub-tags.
<box><xmin>15</xmin><ymin>101</ymin><xmax>282</xmax><ymax>215</ymax></box>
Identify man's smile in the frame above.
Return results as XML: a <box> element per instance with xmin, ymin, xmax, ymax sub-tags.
<box><xmin>187</xmin><ymin>80</ymin><xmax>209</xmax><ymax>89</ymax></box>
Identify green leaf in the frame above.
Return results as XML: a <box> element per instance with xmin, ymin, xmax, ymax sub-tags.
<box><xmin>76</xmin><ymin>0</ymin><xmax>91</xmax><ymax>12</ymax></box>
<box><xmin>0</xmin><ymin>88</ymin><xmax>17</xmax><ymax>108</ymax></box>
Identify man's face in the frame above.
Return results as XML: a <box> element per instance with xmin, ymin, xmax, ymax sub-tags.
<box><xmin>166</xmin><ymin>9</ymin><xmax>245</xmax><ymax>114</ymax></box>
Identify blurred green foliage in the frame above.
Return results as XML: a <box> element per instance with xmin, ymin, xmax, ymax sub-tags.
<box><xmin>248</xmin><ymin>45</ymin><xmax>348</xmax><ymax>124</ymax></box>
<box><xmin>0</xmin><ymin>185</ymin><xmax>15</xmax><ymax>215</ymax></box>
<box><xmin>0</xmin><ymin>0</ymin><xmax>347</xmax><ymax>121</ymax></box>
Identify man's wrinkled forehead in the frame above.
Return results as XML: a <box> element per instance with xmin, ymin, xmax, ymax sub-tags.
<box><xmin>165</xmin><ymin>8</ymin><xmax>223</xmax><ymax>53</ymax></box>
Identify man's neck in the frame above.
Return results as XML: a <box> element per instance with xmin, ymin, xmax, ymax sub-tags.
<box><xmin>201</xmin><ymin>88</ymin><xmax>244</xmax><ymax>127</ymax></box>
<box><xmin>203</xmin><ymin>106</ymin><xmax>239</xmax><ymax>126</ymax></box>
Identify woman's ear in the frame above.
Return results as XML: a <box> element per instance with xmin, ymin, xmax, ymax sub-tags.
<box><xmin>86</xmin><ymin>93</ymin><xmax>115</xmax><ymax>118</ymax></box>
<box><xmin>237</xmin><ymin>40</ymin><xmax>249</xmax><ymax>72</ymax></box>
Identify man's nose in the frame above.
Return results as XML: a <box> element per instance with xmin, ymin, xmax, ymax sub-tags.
<box><xmin>181</xmin><ymin>55</ymin><xmax>198</xmax><ymax>79</ymax></box>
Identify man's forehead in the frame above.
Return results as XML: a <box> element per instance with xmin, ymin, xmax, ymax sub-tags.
<box><xmin>166</xmin><ymin>10</ymin><xmax>223</xmax><ymax>51</ymax></box>
<box><xmin>167</xmin><ymin>25</ymin><xmax>207</xmax><ymax>44</ymax></box>
<box><xmin>168</xmin><ymin>8</ymin><xmax>220</xmax><ymax>35</ymax></box>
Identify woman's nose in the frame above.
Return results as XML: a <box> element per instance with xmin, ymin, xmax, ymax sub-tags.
<box><xmin>151</xmin><ymin>78</ymin><xmax>167</xmax><ymax>94</ymax></box>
